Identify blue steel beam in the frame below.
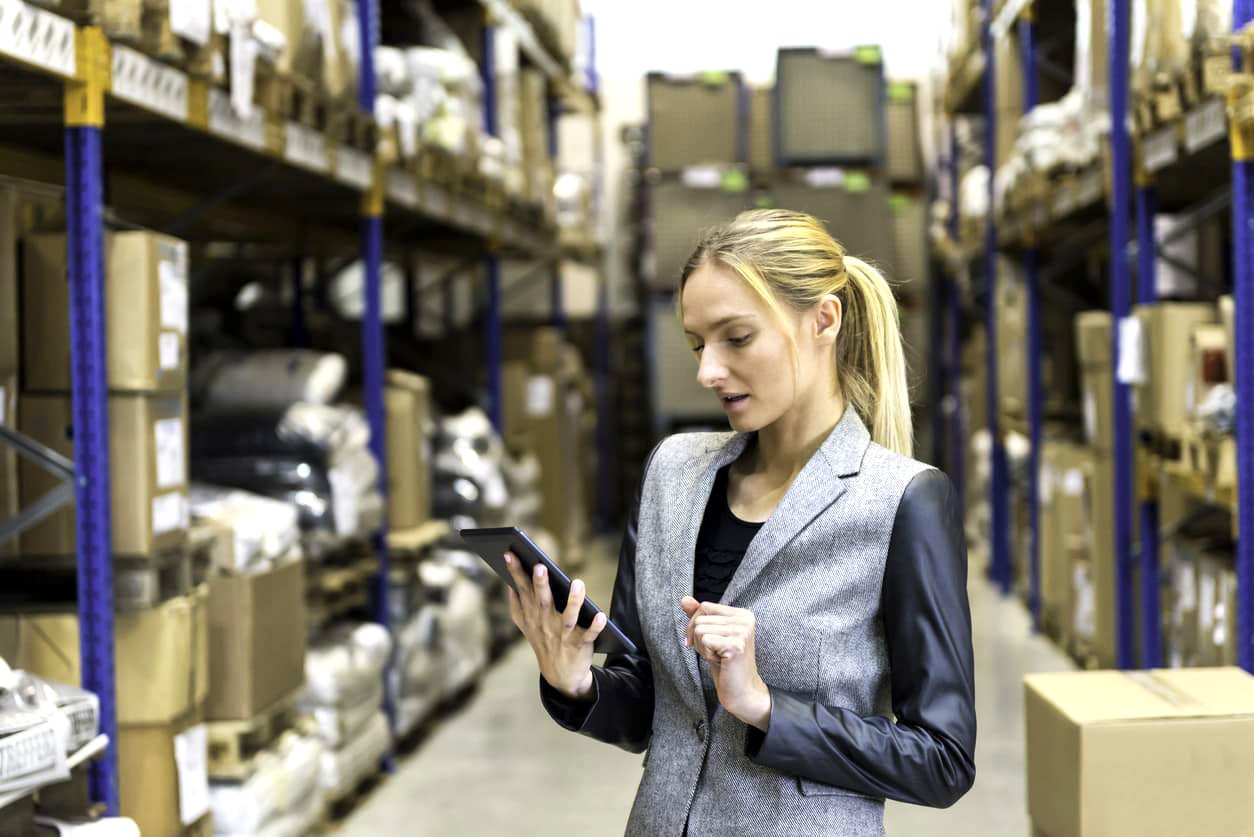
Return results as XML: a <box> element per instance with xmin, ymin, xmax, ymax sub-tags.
<box><xmin>483</xmin><ymin>22</ymin><xmax>504</xmax><ymax>431</ymax></box>
<box><xmin>982</xmin><ymin>0</ymin><xmax>1012</xmax><ymax>593</ymax></box>
<box><xmin>1021</xmin><ymin>15</ymin><xmax>1042</xmax><ymax>631</ymax></box>
<box><xmin>66</xmin><ymin>124</ymin><xmax>118</xmax><ymax>814</ymax></box>
<box><xmin>1109</xmin><ymin>0</ymin><xmax>1136</xmax><ymax>669</ymax></box>
<box><xmin>1135</xmin><ymin>185</ymin><xmax>1162</xmax><ymax>668</ymax></box>
<box><xmin>1235</xmin><ymin>0</ymin><xmax>1254</xmax><ymax>673</ymax></box>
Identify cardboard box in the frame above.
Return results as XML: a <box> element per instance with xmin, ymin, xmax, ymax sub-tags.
<box><xmin>1083</xmin><ymin>454</ymin><xmax>1116</xmax><ymax>668</ymax></box>
<box><xmin>0</xmin><ymin>586</ymin><xmax>210</xmax><ymax>725</ymax></box>
<box><xmin>1145</xmin><ymin>303</ymin><xmax>1217</xmax><ymax>437</ymax></box>
<box><xmin>997</xmin><ymin>267</ymin><xmax>1027</xmax><ymax>419</ymax></box>
<box><xmin>1024</xmin><ymin>667</ymin><xmax>1254</xmax><ymax>837</ymax></box>
<box><xmin>207</xmin><ymin>560</ymin><xmax>306</xmax><ymax>721</ymax></box>
<box><xmin>118</xmin><ymin>711</ymin><xmax>211</xmax><ymax>837</ymax></box>
<box><xmin>1220</xmin><ymin>295</ymin><xmax>1234</xmax><ymax>392</ymax></box>
<box><xmin>1186</xmin><ymin>323</ymin><xmax>1228</xmax><ymax>422</ymax></box>
<box><xmin>19</xmin><ymin>393</ymin><xmax>189</xmax><ymax>557</ymax></box>
<box><xmin>1074</xmin><ymin>311</ymin><xmax>1112</xmax><ymax>454</ymax></box>
<box><xmin>255</xmin><ymin>0</ymin><xmax>321</xmax><ymax>79</ymax></box>
<box><xmin>23</xmin><ymin>231</ymin><xmax>189</xmax><ymax>394</ymax></box>
<box><xmin>384</xmin><ymin>369</ymin><xmax>432</xmax><ymax>531</ymax></box>
<box><xmin>1040</xmin><ymin>443</ymin><xmax>1090</xmax><ymax>637</ymax></box>
<box><xmin>501</xmin><ymin>360</ymin><xmax>532</xmax><ymax>453</ymax></box>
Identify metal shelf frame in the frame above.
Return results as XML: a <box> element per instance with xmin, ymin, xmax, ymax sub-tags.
<box><xmin>1235</xmin><ymin>0</ymin><xmax>1254</xmax><ymax>673</ymax></box>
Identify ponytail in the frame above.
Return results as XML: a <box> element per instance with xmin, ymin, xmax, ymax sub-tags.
<box><xmin>681</xmin><ymin>209</ymin><xmax>915</xmax><ymax>458</ymax></box>
<box><xmin>839</xmin><ymin>257</ymin><xmax>913</xmax><ymax>458</ymax></box>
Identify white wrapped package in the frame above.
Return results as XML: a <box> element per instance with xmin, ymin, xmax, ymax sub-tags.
<box><xmin>436</xmin><ymin>573</ymin><xmax>491</xmax><ymax>697</ymax></box>
<box><xmin>307</xmin><ymin>682</ymin><xmax>383</xmax><ymax>747</ymax></box>
<box><xmin>319</xmin><ymin>711</ymin><xmax>391</xmax><ymax>796</ymax></box>
<box><xmin>391</xmin><ymin>608</ymin><xmax>445</xmax><ymax>735</ymax></box>
<box><xmin>198</xmin><ymin>350</ymin><xmax>347</xmax><ymax>409</ymax></box>
<box><xmin>31</xmin><ymin>818</ymin><xmax>141</xmax><ymax>836</ymax></box>
<box><xmin>303</xmin><ymin>622</ymin><xmax>393</xmax><ymax>708</ymax></box>
<box><xmin>209</xmin><ymin>730</ymin><xmax>323</xmax><ymax>834</ymax></box>
<box><xmin>189</xmin><ymin>484</ymin><xmax>301</xmax><ymax>573</ymax></box>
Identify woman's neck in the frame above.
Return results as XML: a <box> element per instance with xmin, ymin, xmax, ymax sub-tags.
<box><xmin>745</xmin><ymin>391</ymin><xmax>847</xmax><ymax>484</ymax></box>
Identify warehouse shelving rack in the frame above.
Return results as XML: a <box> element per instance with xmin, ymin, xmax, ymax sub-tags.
<box><xmin>943</xmin><ymin>0</ymin><xmax>1254</xmax><ymax>673</ymax></box>
<box><xmin>0</xmin><ymin>0</ymin><xmax>603</xmax><ymax>814</ymax></box>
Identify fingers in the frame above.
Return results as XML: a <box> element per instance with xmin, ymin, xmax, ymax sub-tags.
<box><xmin>680</xmin><ymin>596</ymin><xmax>701</xmax><ymax>616</ymax></box>
<box><xmin>503</xmin><ymin>552</ymin><xmax>533</xmax><ymax>603</ymax></box>
<box><xmin>685</xmin><ymin>613</ymin><xmax>745</xmax><ymax>648</ymax></box>
<box><xmin>507</xmin><ymin>588</ymin><xmax>524</xmax><ymax>628</ymax></box>
<box><xmin>580</xmin><ymin>612</ymin><xmax>608</xmax><ymax>646</ymax></box>
<box><xmin>532</xmin><ymin>563</ymin><xmax>554</xmax><ymax>611</ymax></box>
<box><xmin>562</xmin><ymin>578</ymin><xmax>587</xmax><ymax>631</ymax></box>
<box><xmin>696</xmin><ymin>632</ymin><xmax>743</xmax><ymax>661</ymax></box>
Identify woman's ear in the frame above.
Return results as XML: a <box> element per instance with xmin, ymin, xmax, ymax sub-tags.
<box><xmin>815</xmin><ymin>295</ymin><xmax>842</xmax><ymax>344</ymax></box>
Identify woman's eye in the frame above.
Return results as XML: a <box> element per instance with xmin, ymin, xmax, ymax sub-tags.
<box><xmin>690</xmin><ymin>344</ymin><xmax>704</xmax><ymax>354</ymax></box>
<box><xmin>728</xmin><ymin>334</ymin><xmax>752</xmax><ymax>346</ymax></box>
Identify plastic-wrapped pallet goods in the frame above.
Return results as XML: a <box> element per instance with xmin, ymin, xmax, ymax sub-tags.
<box><xmin>302</xmin><ymin>623</ymin><xmax>392</xmax><ymax>708</ymax></box>
<box><xmin>189</xmin><ymin>484</ymin><xmax>302</xmax><ymax>575</ymax></box>
<box><xmin>209</xmin><ymin>730</ymin><xmax>324</xmax><ymax>836</ymax></box>
<box><xmin>391</xmin><ymin>606</ymin><xmax>445</xmax><ymax>737</ymax></box>
<box><xmin>192</xmin><ymin>350</ymin><xmax>348</xmax><ymax>409</ymax></box>
<box><xmin>318</xmin><ymin>711</ymin><xmax>390</xmax><ymax>798</ymax></box>
<box><xmin>419</xmin><ymin>560</ymin><xmax>491</xmax><ymax>698</ymax></box>
<box><xmin>0</xmin><ymin>658</ymin><xmax>100</xmax><ymax>796</ymax></box>
<box><xmin>432</xmin><ymin>407</ymin><xmax>511</xmax><ymax>529</ymax></box>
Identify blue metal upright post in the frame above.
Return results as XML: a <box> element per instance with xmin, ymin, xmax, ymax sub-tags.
<box><xmin>1021</xmin><ymin>15</ymin><xmax>1042</xmax><ymax>630</ymax></box>
<box><xmin>983</xmin><ymin>0</ymin><xmax>1012</xmax><ymax>593</ymax></box>
<box><xmin>1109</xmin><ymin>0</ymin><xmax>1136</xmax><ymax>669</ymax></box>
<box><xmin>356</xmin><ymin>0</ymin><xmax>396</xmax><ymax>762</ymax></box>
<box><xmin>290</xmin><ymin>258</ymin><xmax>308</xmax><ymax>348</ymax></box>
<box><xmin>1233</xmin><ymin>0</ymin><xmax>1254</xmax><ymax>673</ymax></box>
<box><xmin>483</xmin><ymin>19</ymin><xmax>504</xmax><ymax>432</ymax></box>
<box><xmin>947</xmin><ymin>125</ymin><xmax>966</xmax><ymax>521</ymax></box>
<box><xmin>1135</xmin><ymin>184</ymin><xmax>1162</xmax><ymax>667</ymax></box>
<box><xmin>65</xmin><ymin>47</ymin><xmax>118</xmax><ymax>808</ymax></box>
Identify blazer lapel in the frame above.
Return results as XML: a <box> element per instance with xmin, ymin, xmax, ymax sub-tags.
<box><xmin>663</xmin><ymin>432</ymin><xmax>750</xmax><ymax>699</ymax></box>
<box><xmin>720</xmin><ymin>407</ymin><xmax>872</xmax><ymax>607</ymax></box>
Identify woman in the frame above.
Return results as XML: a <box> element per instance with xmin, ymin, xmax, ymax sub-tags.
<box><xmin>503</xmin><ymin>210</ymin><xmax>976</xmax><ymax>836</ymax></box>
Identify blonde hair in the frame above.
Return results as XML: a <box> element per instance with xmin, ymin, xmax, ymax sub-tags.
<box><xmin>679</xmin><ymin>209</ymin><xmax>913</xmax><ymax>458</ymax></box>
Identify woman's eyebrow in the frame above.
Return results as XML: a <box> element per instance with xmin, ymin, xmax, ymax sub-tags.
<box><xmin>684</xmin><ymin>314</ymin><xmax>756</xmax><ymax>336</ymax></box>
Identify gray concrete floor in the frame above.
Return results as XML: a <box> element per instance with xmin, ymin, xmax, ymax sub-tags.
<box><xmin>340</xmin><ymin>540</ymin><xmax>1074</xmax><ymax>836</ymax></box>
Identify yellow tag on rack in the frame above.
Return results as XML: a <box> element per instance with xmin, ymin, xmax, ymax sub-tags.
<box><xmin>845</xmin><ymin>171</ymin><xmax>870</xmax><ymax>193</ymax></box>
<box><xmin>855</xmin><ymin>45</ymin><xmax>882</xmax><ymax>65</ymax></box>
<box><xmin>888</xmin><ymin>81</ymin><xmax>914</xmax><ymax>103</ymax></box>
<box><xmin>720</xmin><ymin>170</ymin><xmax>748</xmax><ymax>192</ymax></box>
<box><xmin>64</xmin><ymin>27</ymin><xmax>108</xmax><ymax>127</ymax></box>
<box><xmin>699</xmin><ymin>71</ymin><xmax>729</xmax><ymax>86</ymax></box>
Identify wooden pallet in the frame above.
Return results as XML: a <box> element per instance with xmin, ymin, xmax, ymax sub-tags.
<box><xmin>205</xmin><ymin>690</ymin><xmax>303</xmax><ymax>779</ymax></box>
<box><xmin>306</xmin><ymin>555</ymin><xmax>378</xmax><ymax>630</ymax></box>
<box><xmin>387</xmin><ymin>520</ymin><xmax>450</xmax><ymax>559</ymax></box>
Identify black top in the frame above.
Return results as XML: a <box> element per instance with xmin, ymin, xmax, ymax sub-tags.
<box><xmin>692</xmin><ymin>465</ymin><xmax>763</xmax><ymax>604</ymax></box>
<box><xmin>538</xmin><ymin>445</ymin><xmax>977</xmax><ymax>810</ymax></box>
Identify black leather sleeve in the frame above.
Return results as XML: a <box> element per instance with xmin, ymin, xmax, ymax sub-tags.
<box><xmin>744</xmin><ymin>469</ymin><xmax>977</xmax><ymax>808</ymax></box>
<box><xmin>537</xmin><ymin>445</ymin><xmax>660</xmax><ymax>754</ymax></box>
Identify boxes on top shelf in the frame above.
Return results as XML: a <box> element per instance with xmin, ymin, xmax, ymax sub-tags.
<box><xmin>19</xmin><ymin>392</ymin><xmax>190</xmax><ymax>557</ymax></box>
<box><xmin>774</xmin><ymin>47</ymin><xmax>884</xmax><ymax>166</ymax></box>
<box><xmin>23</xmin><ymin>230</ymin><xmax>189</xmax><ymax>395</ymax></box>
<box><xmin>1024</xmin><ymin>667</ymin><xmax>1254</xmax><ymax>837</ymax></box>
<box><xmin>647</xmin><ymin>71</ymin><xmax>746</xmax><ymax>171</ymax></box>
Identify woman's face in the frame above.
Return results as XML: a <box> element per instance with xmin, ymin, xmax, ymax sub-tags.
<box><xmin>681</xmin><ymin>261</ymin><xmax>827</xmax><ymax>433</ymax></box>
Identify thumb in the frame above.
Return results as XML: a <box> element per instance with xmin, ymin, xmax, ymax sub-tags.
<box><xmin>680</xmin><ymin>596</ymin><xmax>701</xmax><ymax>616</ymax></box>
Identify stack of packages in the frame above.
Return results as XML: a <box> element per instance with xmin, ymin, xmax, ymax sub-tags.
<box><xmin>1132</xmin><ymin>0</ymin><xmax>1233</xmax><ymax>121</ymax></box>
<box><xmin>514</xmin><ymin>0</ymin><xmax>581</xmax><ymax>66</ymax></box>
<box><xmin>500</xmin><ymin>327</ymin><xmax>590</xmax><ymax>569</ymax></box>
<box><xmin>15</xmin><ymin>227</ymin><xmax>214</xmax><ymax>835</ymax></box>
<box><xmin>993</xmin><ymin>0</ymin><xmax>1108</xmax><ymax>219</ymax></box>
<box><xmin>301</xmin><ymin>623</ymin><xmax>393</xmax><ymax>801</ymax></box>
<box><xmin>187</xmin><ymin>489</ymin><xmax>321</xmax><ymax>836</ymax></box>
<box><xmin>189</xmin><ymin>348</ymin><xmax>384</xmax><ymax>560</ymax></box>
<box><xmin>374</xmin><ymin>44</ymin><xmax>483</xmax><ymax>166</ymax></box>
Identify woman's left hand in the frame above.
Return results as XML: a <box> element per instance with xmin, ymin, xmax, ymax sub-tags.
<box><xmin>680</xmin><ymin>597</ymin><xmax>772</xmax><ymax>731</ymax></box>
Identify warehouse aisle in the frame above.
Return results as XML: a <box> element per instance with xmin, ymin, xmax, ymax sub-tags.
<box><xmin>341</xmin><ymin>541</ymin><xmax>1075</xmax><ymax>836</ymax></box>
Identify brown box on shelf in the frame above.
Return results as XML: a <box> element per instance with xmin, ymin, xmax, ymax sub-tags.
<box><xmin>997</xmin><ymin>268</ymin><xmax>1027</xmax><ymax>419</ymax></box>
<box><xmin>255</xmin><ymin>0</ymin><xmax>322</xmax><ymax>79</ymax></box>
<box><xmin>1082</xmin><ymin>453</ymin><xmax>1116</xmax><ymax>668</ymax></box>
<box><xmin>1186</xmin><ymin>324</ymin><xmax>1229</xmax><ymax>423</ymax></box>
<box><xmin>23</xmin><ymin>231</ymin><xmax>189</xmax><ymax>394</ymax></box>
<box><xmin>647</xmin><ymin>72</ymin><xmax>744</xmax><ymax>170</ymax></box>
<box><xmin>118</xmin><ymin>709</ymin><xmax>211</xmax><ymax>837</ymax></box>
<box><xmin>501</xmin><ymin>360</ymin><xmax>532</xmax><ymax>453</ymax></box>
<box><xmin>19</xmin><ymin>393</ymin><xmax>189</xmax><ymax>557</ymax></box>
<box><xmin>1144</xmin><ymin>302</ymin><xmax>1217</xmax><ymax>438</ymax></box>
<box><xmin>1024</xmin><ymin>667</ymin><xmax>1254</xmax><ymax>837</ymax></box>
<box><xmin>0</xmin><ymin>586</ymin><xmax>210</xmax><ymax>725</ymax></box>
<box><xmin>1220</xmin><ymin>295</ymin><xmax>1234</xmax><ymax>391</ymax></box>
<box><xmin>1074</xmin><ymin>311</ymin><xmax>1113</xmax><ymax>454</ymax></box>
<box><xmin>1040</xmin><ymin>442</ymin><xmax>1090</xmax><ymax>639</ymax></box>
<box><xmin>384</xmin><ymin>369</ymin><xmax>433</xmax><ymax>531</ymax></box>
<box><xmin>207</xmin><ymin>560</ymin><xmax>306</xmax><ymax>721</ymax></box>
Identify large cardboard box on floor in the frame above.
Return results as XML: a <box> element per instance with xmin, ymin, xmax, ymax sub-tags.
<box><xmin>1024</xmin><ymin>667</ymin><xmax>1254</xmax><ymax>837</ymax></box>
<box><xmin>1075</xmin><ymin>312</ymin><xmax>1113</xmax><ymax>454</ymax></box>
<box><xmin>18</xmin><ymin>393</ymin><xmax>189</xmax><ymax>556</ymax></box>
<box><xmin>0</xmin><ymin>586</ymin><xmax>210</xmax><ymax>724</ymax></box>
<box><xmin>384</xmin><ymin>369</ymin><xmax>433</xmax><ymax>531</ymax></box>
<box><xmin>23</xmin><ymin>231</ymin><xmax>189</xmax><ymax>394</ymax></box>
<box><xmin>207</xmin><ymin>560</ymin><xmax>306</xmax><ymax>721</ymax></box>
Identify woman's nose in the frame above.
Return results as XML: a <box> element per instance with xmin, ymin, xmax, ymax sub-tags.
<box><xmin>696</xmin><ymin>349</ymin><xmax>727</xmax><ymax>389</ymax></box>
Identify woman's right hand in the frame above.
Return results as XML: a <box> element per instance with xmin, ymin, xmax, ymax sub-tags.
<box><xmin>504</xmin><ymin>552</ymin><xmax>607</xmax><ymax>702</ymax></box>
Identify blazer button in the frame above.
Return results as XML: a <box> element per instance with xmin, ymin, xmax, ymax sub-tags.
<box><xmin>694</xmin><ymin>719</ymin><xmax>706</xmax><ymax>742</ymax></box>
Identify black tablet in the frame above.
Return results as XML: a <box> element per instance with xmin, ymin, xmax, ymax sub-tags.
<box><xmin>458</xmin><ymin>526</ymin><xmax>639</xmax><ymax>657</ymax></box>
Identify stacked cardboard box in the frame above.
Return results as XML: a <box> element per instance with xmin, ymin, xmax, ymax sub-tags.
<box><xmin>1024</xmin><ymin>667</ymin><xmax>1254</xmax><ymax>837</ymax></box>
<box><xmin>1220</xmin><ymin>295</ymin><xmax>1235</xmax><ymax>389</ymax></box>
<box><xmin>996</xmin><ymin>264</ymin><xmax>1027</xmax><ymax>421</ymax></box>
<box><xmin>1133</xmin><ymin>302</ymin><xmax>1217</xmax><ymax>441</ymax></box>
<box><xmin>0</xmin><ymin>588</ymin><xmax>213</xmax><ymax>835</ymax></box>
<box><xmin>520</xmin><ymin>69</ymin><xmax>556</xmax><ymax>213</ymax></box>
<box><xmin>385</xmin><ymin>370</ymin><xmax>433</xmax><ymax>531</ymax></box>
<box><xmin>1039</xmin><ymin>441</ymin><xmax>1090</xmax><ymax>645</ymax></box>
<box><xmin>20</xmin><ymin>230</ymin><xmax>191</xmax><ymax>561</ymax></box>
